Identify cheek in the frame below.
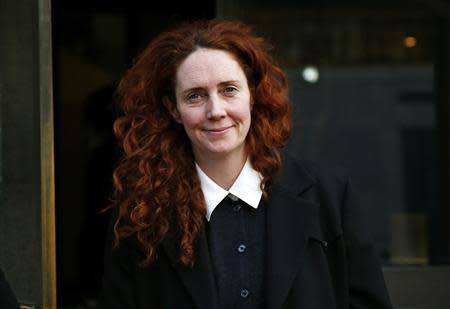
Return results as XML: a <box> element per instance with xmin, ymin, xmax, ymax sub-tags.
<box><xmin>177</xmin><ymin>108</ymin><xmax>202</xmax><ymax>129</ymax></box>
<box><xmin>239</xmin><ymin>104</ymin><xmax>252</xmax><ymax>125</ymax></box>
<box><xmin>232</xmin><ymin>107</ymin><xmax>252</xmax><ymax>135</ymax></box>
<box><xmin>243</xmin><ymin>107</ymin><xmax>252</xmax><ymax>135</ymax></box>
<box><xmin>242</xmin><ymin>96</ymin><xmax>252</xmax><ymax>121</ymax></box>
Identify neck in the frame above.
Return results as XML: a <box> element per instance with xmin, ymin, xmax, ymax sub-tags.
<box><xmin>195</xmin><ymin>150</ymin><xmax>247</xmax><ymax>190</ymax></box>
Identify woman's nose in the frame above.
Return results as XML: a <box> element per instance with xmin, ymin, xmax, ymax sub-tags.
<box><xmin>206</xmin><ymin>94</ymin><xmax>227</xmax><ymax>120</ymax></box>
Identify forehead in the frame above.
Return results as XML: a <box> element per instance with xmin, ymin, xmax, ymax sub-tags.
<box><xmin>175</xmin><ymin>48</ymin><xmax>247</xmax><ymax>90</ymax></box>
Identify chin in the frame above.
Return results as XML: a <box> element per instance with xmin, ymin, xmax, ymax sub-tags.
<box><xmin>194</xmin><ymin>140</ymin><xmax>246</xmax><ymax>159</ymax></box>
<box><xmin>208</xmin><ymin>145</ymin><xmax>246</xmax><ymax>157</ymax></box>
<box><xmin>207</xmin><ymin>148</ymin><xmax>234</xmax><ymax>155</ymax></box>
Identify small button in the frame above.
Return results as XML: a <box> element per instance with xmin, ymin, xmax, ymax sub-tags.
<box><xmin>237</xmin><ymin>244</ymin><xmax>246</xmax><ymax>253</ymax></box>
<box><xmin>233</xmin><ymin>204</ymin><xmax>242</xmax><ymax>212</ymax></box>
<box><xmin>240</xmin><ymin>289</ymin><xmax>249</xmax><ymax>298</ymax></box>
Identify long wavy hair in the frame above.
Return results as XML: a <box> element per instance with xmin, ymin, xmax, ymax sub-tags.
<box><xmin>112</xmin><ymin>19</ymin><xmax>291</xmax><ymax>267</ymax></box>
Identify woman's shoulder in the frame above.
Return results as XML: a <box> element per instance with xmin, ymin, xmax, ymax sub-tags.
<box><xmin>276</xmin><ymin>151</ymin><xmax>356</xmax><ymax>240</ymax></box>
<box><xmin>280</xmin><ymin>151</ymin><xmax>350</xmax><ymax>192</ymax></box>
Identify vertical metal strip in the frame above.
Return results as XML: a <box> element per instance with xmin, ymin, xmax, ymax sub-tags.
<box><xmin>39</xmin><ymin>0</ymin><xmax>56</xmax><ymax>308</ymax></box>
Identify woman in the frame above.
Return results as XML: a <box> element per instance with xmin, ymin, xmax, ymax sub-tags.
<box><xmin>100</xmin><ymin>19</ymin><xmax>392</xmax><ymax>309</ymax></box>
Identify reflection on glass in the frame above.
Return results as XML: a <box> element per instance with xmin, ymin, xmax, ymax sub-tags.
<box><xmin>403</xmin><ymin>36</ymin><xmax>418</xmax><ymax>48</ymax></box>
<box><xmin>302</xmin><ymin>66</ymin><xmax>319</xmax><ymax>83</ymax></box>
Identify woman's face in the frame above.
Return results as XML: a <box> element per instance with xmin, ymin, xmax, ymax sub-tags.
<box><xmin>173</xmin><ymin>48</ymin><xmax>252</xmax><ymax>162</ymax></box>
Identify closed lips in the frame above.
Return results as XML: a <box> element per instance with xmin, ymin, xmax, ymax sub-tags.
<box><xmin>204</xmin><ymin>126</ymin><xmax>233</xmax><ymax>132</ymax></box>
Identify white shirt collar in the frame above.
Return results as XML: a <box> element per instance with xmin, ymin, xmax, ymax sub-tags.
<box><xmin>195</xmin><ymin>158</ymin><xmax>263</xmax><ymax>221</ymax></box>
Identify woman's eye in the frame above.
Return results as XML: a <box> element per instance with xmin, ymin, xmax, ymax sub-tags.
<box><xmin>223</xmin><ymin>86</ymin><xmax>238</xmax><ymax>96</ymax></box>
<box><xmin>187</xmin><ymin>93</ymin><xmax>203</xmax><ymax>103</ymax></box>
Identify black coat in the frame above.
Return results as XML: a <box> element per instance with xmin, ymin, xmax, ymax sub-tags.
<box><xmin>100</xmin><ymin>155</ymin><xmax>393</xmax><ymax>309</ymax></box>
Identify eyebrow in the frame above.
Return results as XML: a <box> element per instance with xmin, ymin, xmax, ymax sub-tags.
<box><xmin>181</xmin><ymin>87</ymin><xmax>203</xmax><ymax>96</ymax></box>
<box><xmin>181</xmin><ymin>80</ymin><xmax>242</xmax><ymax>95</ymax></box>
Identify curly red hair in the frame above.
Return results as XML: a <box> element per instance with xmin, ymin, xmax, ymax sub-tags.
<box><xmin>112</xmin><ymin>19</ymin><xmax>291</xmax><ymax>267</ymax></box>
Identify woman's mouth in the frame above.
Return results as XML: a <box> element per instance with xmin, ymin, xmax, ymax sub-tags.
<box><xmin>203</xmin><ymin>126</ymin><xmax>233</xmax><ymax>135</ymax></box>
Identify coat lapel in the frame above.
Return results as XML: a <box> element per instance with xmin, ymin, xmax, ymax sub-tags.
<box><xmin>162</xmin><ymin>229</ymin><xmax>219</xmax><ymax>309</ymax></box>
<box><xmin>266</xmin><ymin>156</ymin><xmax>320</xmax><ymax>309</ymax></box>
